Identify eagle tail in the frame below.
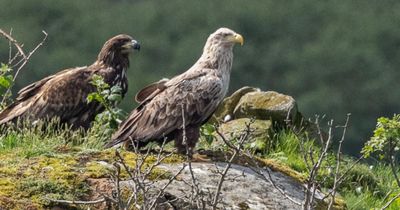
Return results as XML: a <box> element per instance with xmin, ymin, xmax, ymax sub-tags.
<box><xmin>104</xmin><ymin>137</ymin><xmax>124</xmax><ymax>148</ymax></box>
<box><xmin>0</xmin><ymin>102</ymin><xmax>26</xmax><ymax>125</ymax></box>
<box><xmin>106</xmin><ymin>109</ymin><xmax>143</xmax><ymax>148</ymax></box>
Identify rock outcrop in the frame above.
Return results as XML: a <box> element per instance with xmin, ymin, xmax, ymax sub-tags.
<box><xmin>213</xmin><ymin>86</ymin><xmax>301</xmax><ymax>125</ymax></box>
<box><xmin>126</xmin><ymin>162</ymin><xmax>321</xmax><ymax>209</ymax></box>
<box><xmin>0</xmin><ymin>86</ymin><xmax>345</xmax><ymax>210</ymax></box>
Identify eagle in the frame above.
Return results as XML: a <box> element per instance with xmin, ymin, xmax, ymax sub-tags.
<box><xmin>0</xmin><ymin>34</ymin><xmax>140</xmax><ymax>129</ymax></box>
<box><xmin>106</xmin><ymin>28</ymin><xmax>243</xmax><ymax>155</ymax></box>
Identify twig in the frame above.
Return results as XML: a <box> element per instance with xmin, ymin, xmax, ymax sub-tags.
<box><xmin>148</xmin><ymin>163</ymin><xmax>186</xmax><ymax>209</ymax></box>
<box><xmin>320</xmin><ymin>155</ymin><xmax>363</xmax><ymax>200</ymax></box>
<box><xmin>246</xmin><ymin>151</ymin><xmax>302</xmax><ymax>206</ymax></box>
<box><xmin>8</xmin><ymin>28</ymin><xmax>13</xmax><ymax>63</ymax></box>
<box><xmin>388</xmin><ymin>139</ymin><xmax>400</xmax><ymax>188</ymax></box>
<box><xmin>13</xmin><ymin>30</ymin><xmax>48</xmax><ymax>81</ymax></box>
<box><xmin>45</xmin><ymin>197</ymin><xmax>106</xmax><ymax>205</ymax></box>
<box><xmin>0</xmin><ymin>29</ymin><xmax>26</xmax><ymax>59</ymax></box>
<box><xmin>381</xmin><ymin>191</ymin><xmax>400</xmax><ymax>210</ymax></box>
<box><xmin>328</xmin><ymin>113</ymin><xmax>350</xmax><ymax>209</ymax></box>
<box><xmin>211</xmin><ymin>122</ymin><xmax>251</xmax><ymax>209</ymax></box>
<box><xmin>0</xmin><ymin>29</ymin><xmax>48</xmax><ymax>105</ymax></box>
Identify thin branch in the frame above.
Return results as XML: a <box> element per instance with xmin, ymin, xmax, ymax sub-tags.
<box><xmin>0</xmin><ymin>28</ymin><xmax>26</xmax><ymax>59</ymax></box>
<box><xmin>8</xmin><ymin>28</ymin><xmax>13</xmax><ymax>63</ymax></box>
<box><xmin>13</xmin><ymin>30</ymin><xmax>48</xmax><ymax>81</ymax></box>
<box><xmin>148</xmin><ymin>163</ymin><xmax>186</xmax><ymax>209</ymax></box>
<box><xmin>45</xmin><ymin>197</ymin><xmax>106</xmax><ymax>205</ymax></box>
<box><xmin>245</xmin><ymin>151</ymin><xmax>302</xmax><ymax>206</ymax></box>
<box><xmin>211</xmin><ymin>122</ymin><xmax>250</xmax><ymax>209</ymax></box>
<box><xmin>0</xmin><ymin>29</ymin><xmax>48</xmax><ymax>106</ymax></box>
<box><xmin>328</xmin><ymin>114</ymin><xmax>350</xmax><ymax>209</ymax></box>
<box><xmin>381</xmin><ymin>191</ymin><xmax>400</xmax><ymax>210</ymax></box>
<box><xmin>388</xmin><ymin>139</ymin><xmax>400</xmax><ymax>188</ymax></box>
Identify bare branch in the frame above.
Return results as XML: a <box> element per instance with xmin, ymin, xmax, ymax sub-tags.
<box><xmin>0</xmin><ymin>28</ymin><xmax>26</xmax><ymax>59</ymax></box>
<box><xmin>328</xmin><ymin>114</ymin><xmax>350</xmax><ymax>209</ymax></box>
<box><xmin>245</xmin><ymin>151</ymin><xmax>302</xmax><ymax>206</ymax></box>
<box><xmin>45</xmin><ymin>197</ymin><xmax>106</xmax><ymax>205</ymax></box>
<box><xmin>381</xmin><ymin>191</ymin><xmax>400</xmax><ymax>210</ymax></box>
<box><xmin>148</xmin><ymin>163</ymin><xmax>186</xmax><ymax>209</ymax></box>
<box><xmin>0</xmin><ymin>29</ymin><xmax>48</xmax><ymax>106</ymax></box>
<box><xmin>211</xmin><ymin>121</ymin><xmax>251</xmax><ymax>209</ymax></box>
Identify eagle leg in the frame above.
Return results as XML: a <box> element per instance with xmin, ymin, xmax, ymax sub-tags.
<box><xmin>174</xmin><ymin>125</ymin><xmax>200</xmax><ymax>156</ymax></box>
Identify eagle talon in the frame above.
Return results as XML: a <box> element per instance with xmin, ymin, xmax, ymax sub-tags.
<box><xmin>191</xmin><ymin>152</ymin><xmax>212</xmax><ymax>162</ymax></box>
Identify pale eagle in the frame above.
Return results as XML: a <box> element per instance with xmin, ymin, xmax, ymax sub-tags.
<box><xmin>107</xmin><ymin>28</ymin><xmax>243</xmax><ymax>155</ymax></box>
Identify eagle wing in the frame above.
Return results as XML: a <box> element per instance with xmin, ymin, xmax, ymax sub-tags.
<box><xmin>15</xmin><ymin>68</ymin><xmax>73</xmax><ymax>102</ymax></box>
<box><xmin>108</xmin><ymin>70</ymin><xmax>223</xmax><ymax>147</ymax></box>
<box><xmin>0</xmin><ymin>67</ymin><xmax>100</xmax><ymax>127</ymax></box>
<box><xmin>134</xmin><ymin>78</ymin><xmax>169</xmax><ymax>103</ymax></box>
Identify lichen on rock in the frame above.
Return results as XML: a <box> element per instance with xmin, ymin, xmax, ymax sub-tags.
<box><xmin>233</xmin><ymin>91</ymin><xmax>298</xmax><ymax>123</ymax></box>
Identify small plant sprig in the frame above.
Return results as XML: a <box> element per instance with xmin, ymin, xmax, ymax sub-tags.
<box><xmin>362</xmin><ymin>115</ymin><xmax>400</xmax><ymax>187</ymax></box>
<box><xmin>0</xmin><ymin>63</ymin><xmax>14</xmax><ymax>109</ymax></box>
<box><xmin>362</xmin><ymin>115</ymin><xmax>400</xmax><ymax>161</ymax></box>
<box><xmin>86</xmin><ymin>74</ymin><xmax>125</xmax><ymax>144</ymax></box>
<box><xmin>200</xmin><ymin>123</ymin><xmax>216</xmax><ymax>146</ymax></box>
<box><xmin>362</xmin><ymin>114</ymin><xmax>400</xmax><ymax>209</ymax></box>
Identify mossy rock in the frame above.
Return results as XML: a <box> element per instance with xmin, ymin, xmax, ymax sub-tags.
<box><xmin>211</xmin><ymin>86</ymin><xmax>260</xmax><ymax>123</ymax></box>
<box><xmin>213</xmin><ymin>118</ymin><xmax>272</xmax><ymax>151</ymax></box>
<box><xmin>0</xmin><ymin>148</ymin><xmax>184</xmax><ymax>209</ymax></box>
<box><xmin>233</xmin><ymin>91</ymin><xmax>298</xmax><ymax>123</ymax></box>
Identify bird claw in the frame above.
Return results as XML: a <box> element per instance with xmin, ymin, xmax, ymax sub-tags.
<box><xmin>190</xmin><ymin>152</ymin><xmax>212</xmax><ymax>162</ymax></box>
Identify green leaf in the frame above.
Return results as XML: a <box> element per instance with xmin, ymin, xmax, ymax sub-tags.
<box><xmin>87</xmin><ymin>93</ymin><xmax>103</xmax><ymax>103</ymax></box>
<box><xmin>0</xmin><ymin>76</ymin><xmax>12</xmax><ymax>88</ymax></box>
<box><xmin>107</xmin><ymin>94</ymin><xmax>122</xmax><ymax>102</ymax></box>
<box><xmin>0</xmin><ymin>63</ymin><xmax>12</xmax><ymax>74</ymax></box>
<box><xmin>110</xmin><ymin>85</ymin><xmax>122</xmax><ymax>93</ymax></box>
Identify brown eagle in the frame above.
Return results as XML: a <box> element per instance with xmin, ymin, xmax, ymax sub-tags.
<box><xmin>106</xmin><ymin>28</ymin><xmax>243</xmax><ymax>154</ymax></box>
<box><xmin>0</xmin><ymin>34</ymin><xmax>140</xmax><ymax>129</ymax></box>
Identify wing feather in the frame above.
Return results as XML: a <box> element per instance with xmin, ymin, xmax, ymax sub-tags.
<box><xmin>108</xmin><ymin>70</ymin><xmax>223</xmax><ymax>147</ymax></box>
<box><xmin>0</xmin><ymin>67</ymin><xmax>101</xmax><ymax>128</ymax></box>
<box><xmin>135</xmin><ymin>78</ymin><xmax>169</xmax><ymax>103</ymax></box>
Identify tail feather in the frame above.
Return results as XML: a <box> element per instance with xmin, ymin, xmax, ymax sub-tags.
<box><xmin>106</xmin><ymin>109</ymin><xmax>142</xmax><ymax>148</ymax></box>
<box><xmin>0</xmin><ymin>100</ymin><xmax>33</xmax><ymax>125</ymax></box>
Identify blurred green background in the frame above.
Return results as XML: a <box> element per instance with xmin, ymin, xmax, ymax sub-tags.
<box><xmin>1</xmin><ymin>0</ymin><xmax>400</xmax><ymax>155</ymax></box>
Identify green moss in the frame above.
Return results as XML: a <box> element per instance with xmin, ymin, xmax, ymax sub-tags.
<box><xmin>0</xmin><ymin>178</ymin><xmax>16</xmax><ymax>196</ymax></box>
<box><xmin>84</xmin><ymin>161</ymin><xmax>111</xmax><ymax>178</ymax></box>
<box><xmin>0</xmin><ymin>164</ymin><xmax>17</xmax><ymax>176</ymax></box>
<box><xmin>258</xmin><ymin>158</ymin><xmax>307</xmax><ymax>182</ymax></box>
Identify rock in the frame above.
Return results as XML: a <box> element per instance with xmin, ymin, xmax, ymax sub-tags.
<box><xmin>212</xmin><ymin>86</ymin><xmax>260</xmax><ymax>122</ymax></box>
<box><xmin>213</xmin><ymin>118</ymin><xmax>272</xmax><ymax>151</ymax></box>
<box><xmin>233</xmin><ymin>91</ymin><xmax>298</xmax><ymax>123</ymax></box>
<box><xmin>120</xmin><ymin>162</ymin><xmax>334</xmax><ymax>210</ymax></box>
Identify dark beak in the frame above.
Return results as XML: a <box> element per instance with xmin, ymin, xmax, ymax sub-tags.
<box><xmin>132</xmin><ymin>40</ymin><xmax>140</xmax><ymax>51</ymax></box>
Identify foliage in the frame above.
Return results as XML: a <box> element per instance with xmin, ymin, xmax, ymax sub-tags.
<box><xmin>200</xmin><ymin>123</ymin><xmax>217</xmax><ymax>146</ymax></box>
<box><xmin>0</xmin><ymin>63</ymin><xmax>14</xmax><ymax>109</ymax></box>
<box><xmin>86</xmin><ymin>74</ymin><xmax>125</xmax><ymax>145</ymax></box>
<box><xmin>361</xmin><ymin>114</ymin><xmax>400</xmax><ymax>208</ymax></box>
<box><xmin>362</xmin><ymin>114</ymin><xmax>400</xmax><ymax>159</ymax></box>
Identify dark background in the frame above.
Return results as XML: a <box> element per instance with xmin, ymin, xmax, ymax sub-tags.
<box><xmin>1</xmin><ymin>0</ymin><xmax>400</xmax><ymax>155</ymax></box>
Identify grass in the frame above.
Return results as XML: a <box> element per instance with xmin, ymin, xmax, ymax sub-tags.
<box><xmin>0</xmin><ymin>120</ymin><xmax>183</xmax><ymax>209</ymax></box>
<box><xmin>260</xmin><ymin>129</ymin><xmax>400</xmax><ymax>210</ymax></box>
<box><xmin>0</xmin><ymin>118</ymin><xmax>399</xmax><ymax>209</ymax></box>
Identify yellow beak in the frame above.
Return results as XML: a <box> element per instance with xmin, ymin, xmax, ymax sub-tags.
<box><xmin>233</xmin><ymin>34</ymin><xmax>244</xmax><ymax>46</ymax></box>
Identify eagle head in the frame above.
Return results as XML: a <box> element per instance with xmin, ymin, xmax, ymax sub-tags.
<box><xmin>97</xmin><ymin>34</ymin><xmax>140</xmax><ymax>66</ymax></box>
<box><xmin>207</xmin><ymin>28</ymin><xmax>244</xmax><ymax>48</ymax></box>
